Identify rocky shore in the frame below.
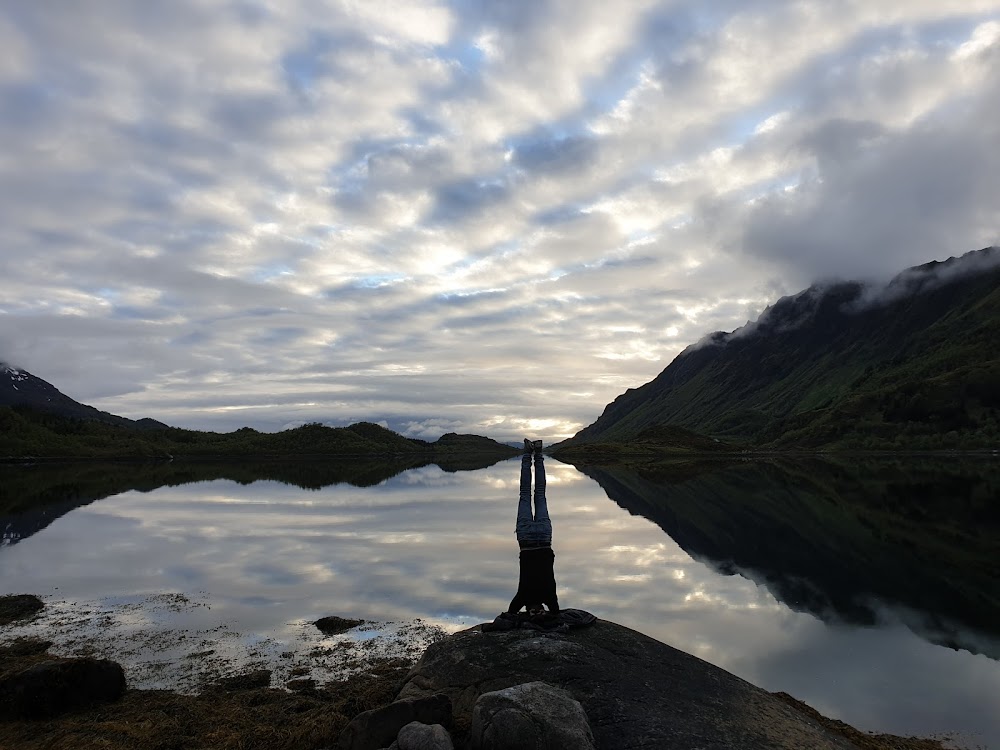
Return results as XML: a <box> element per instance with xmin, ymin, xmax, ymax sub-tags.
<box><xmin>0</xmin><ymin>594</ymin><xmax>955</xmax><ymax>750</ymax></box>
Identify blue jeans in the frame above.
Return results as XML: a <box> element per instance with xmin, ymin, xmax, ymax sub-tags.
<box><xmin>516</xmin><ymin>452</ymin><xmax>551</xmax><ymax>547</ymax></box>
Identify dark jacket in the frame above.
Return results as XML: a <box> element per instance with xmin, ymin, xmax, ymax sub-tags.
<box><xmin>508</xmin><ymin>546</ymin><xmax>559</xmax><ymax>614</ymax></box>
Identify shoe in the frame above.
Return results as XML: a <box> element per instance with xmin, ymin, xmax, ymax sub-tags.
<box><xmin>531</xmin><ymin>439</ymin><xmax>543</xmax><ymax>452</ymax></box>
<box><xmin>524</xmin><ymin>438</ymin><xmax>533</xmax><ymax>454</ymax></box>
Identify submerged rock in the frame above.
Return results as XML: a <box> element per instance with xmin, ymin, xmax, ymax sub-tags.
<box><xmin>396</xmin><ymin>619</ymin><xmax>861</xmax><ymax>749</ymax></box>
<box><xmin>0</xmin><ymin>657</ymin><xmax>126</xmax><ymax>718</ymax></box>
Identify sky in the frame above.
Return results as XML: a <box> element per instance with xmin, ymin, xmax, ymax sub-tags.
<box><xmin>1</xmin><ymin>1</ymin><xmax>998</xmax><ymax>441</ymax></box>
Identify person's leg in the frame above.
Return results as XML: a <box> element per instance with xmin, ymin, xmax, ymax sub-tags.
<box><xmin>533</xmin><ymin>451</ymin><xmax>549</xmax><ymax>522</ymax></box>
<box><xmin>515</xmin><ymin>449</ymin><xmax>533</xmax><ymax>540</ymax></box>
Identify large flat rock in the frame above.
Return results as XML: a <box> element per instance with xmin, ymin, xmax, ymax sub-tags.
<box><xmin>397</xmin><ymin>620</ymin><xmax>861</xmax><ymax>749</ymax></box>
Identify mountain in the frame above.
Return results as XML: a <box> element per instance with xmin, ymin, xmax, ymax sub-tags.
<box><xmin>1</xmin><ymin>363</ymin><xmax>167</xmax><ymax>430</ymax></box>
<box><xmin>559</xmin><ymin>247</ymin><xmax>1000</xmax><ymax>451</ymax></box>
<box><xmin>0</xmin><ymin>365</ymin><xmax>521</xmax><ymax>459</ymax></box>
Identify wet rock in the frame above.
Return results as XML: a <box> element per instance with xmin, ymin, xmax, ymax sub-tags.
<box><xmin>336</xmin><ymin>693</ymin><xmax>452</xmax><ymax>750</ymax></box>
<box><xmin>316</xmin><ymin>615</ymin><xmax>365</xmax><ymax>634</ymax></box>
<box><xmin>0</xmin><ymin>594</ymin><xmax>44</xmax><ymax>625</ymax></box>
<box><xmin>397</xmin><ymin>619</ymin><xmax>861</xmax><ymax>749</ymax></box>
<box><xmin>396</xmin><ymin>721</ymin><xmax>454</xmax><ymax>750</ymax></box>
<box><xmin>286</xmin><ymin>677</ymin><xmax>316</xmax><ymax>692</ymax></box>
<box><xmin>470</xmin><ymin>681</ymin><xmax>594</xmax><ymax>750</ymax></box>
<box><xmin>0</xmin><ymin>657</ymin><xmax>126</xmax><ymax>718</ymax></box>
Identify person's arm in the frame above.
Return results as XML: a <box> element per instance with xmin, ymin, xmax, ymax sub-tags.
<box><xmin>508</xmin><ymin>592</ymin><xmax>524</xmax><ymax>614</ymax></box>
<box><xmin>546</xmin><ymin>592</ymin><xmax>560</xmax><ymax>614</ymax></box>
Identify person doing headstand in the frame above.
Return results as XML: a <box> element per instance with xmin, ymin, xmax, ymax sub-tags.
<box><xmin>508</xmin><ymin>438</ymin><xmax>560</xmax><ymax>616</ymax></box>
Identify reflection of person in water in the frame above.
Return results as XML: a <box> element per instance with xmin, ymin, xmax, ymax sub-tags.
<box><xmin>508</xmin><ymin>439</ymin><xmax>560</xmax><ymax>616</ymax></box>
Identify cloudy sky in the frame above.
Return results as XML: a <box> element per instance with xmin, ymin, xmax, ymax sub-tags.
<box><xmin>1</xmin><ymin>1</ymin><xmax>998</xmax><ymax>441</ymax></box>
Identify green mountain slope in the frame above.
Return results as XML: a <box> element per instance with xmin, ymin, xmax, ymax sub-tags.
<box><xmin>560</xmin><ymin>247</ymin><xmax>1000</xmax><ymax>450</ymax></box>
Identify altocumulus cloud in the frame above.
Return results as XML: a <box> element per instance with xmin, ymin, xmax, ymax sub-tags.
<box><xmin>0</xmin><ymin>1</ymin><xmax>997</xmax><ymax>440</ymax></box>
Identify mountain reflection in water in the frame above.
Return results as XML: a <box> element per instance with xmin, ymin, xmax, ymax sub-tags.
<box><xmin>0</xmin><ymin>455</ymin><xmax>508</xmax><ymax>546</ymax></box>
<box><xmin>1</xmin><ymin>456</ymin><xmax>998</xmax><ymax>745</ymax></box>
<box><xmin>570</xmin><ymin>455</ymin><xmax>1000</xmax><ymax>660</ymax></box>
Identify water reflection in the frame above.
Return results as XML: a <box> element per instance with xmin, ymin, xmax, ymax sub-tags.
<box><xmin>0</xmin><ymin>457</ymin><xmax>998</xmax><ymax>745</ymax></box>
<box><xmin>570</xmin><ymin>455</ymin><xmax>1000</xmax><ymax>658</ymax></box>
<box><xmin>0</xmin><ymin>455</ymin><xmax>508</xmax><ymax>546</ymax></box>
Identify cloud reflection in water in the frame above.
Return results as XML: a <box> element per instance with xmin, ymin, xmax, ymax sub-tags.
<box><xmin>0</xmin><ymin>458</ymin><xmax>998</xmax><ymax>745</ymax></box>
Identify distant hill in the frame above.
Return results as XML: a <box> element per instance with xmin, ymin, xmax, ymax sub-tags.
<box><xmin>558</xmin><ymin>247</ymin><xmax>1000</xmax><ymax>451</ymax></box>
<box><xmin>0</xmin><ymin>366</ymin><xmax>519</xmax><ymax>460</ymax></box>
<box><xmin>0</xmin><ymin>407</ymin><xmax>521</xmax><ymax>460</ymax></box>
<box><xmin>1</xmin><ymin>363</ymin><xmax>167</xmax><ymax>430</ymax></box>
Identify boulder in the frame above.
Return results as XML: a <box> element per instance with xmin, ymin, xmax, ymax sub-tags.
<box><xmin>396</xmin><ymin>619</ymin><xmax>862</xmax><ymax>749</ymax></box>
<box><xmin>0</xmin><ymin>594</ymin><xmax>44</xmax><ymax>625</ymax></box>
<box><xmin>0</xmin><ymin>657</ymin><xmax>126</xmax><ymax>718</ymax></box>
<box><xmin>316</xmin><ymin>615</ymin><xmax>365</xmax><ymax>634</ymax></box>
<box><xmin>396</xmin><ymin>721</ymin><xmax>454</xmax><ymax>750</ymax></box>
<box><xmin>336</xmin><ymin>693</ymin><xmax>452</xmax><ymax>750</ymax></box>
<box><xmin>470</xmin><ymin>681</ymin><xmax>594</xmax><ymax>750</ymax></box>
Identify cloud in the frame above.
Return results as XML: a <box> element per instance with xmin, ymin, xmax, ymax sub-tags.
<box><xmin>740</xmin><ymin>111</ymin><xmax>1000</xmax><ymax>283</ymax></box>
<box><xmin>1</xmin><ymin>2</ymin><xmax>997</xmax><ymax>440</ymax></box>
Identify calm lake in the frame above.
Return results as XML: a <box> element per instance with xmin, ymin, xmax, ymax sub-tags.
<box><xmin>2</xmin><ymin>455</ymin><xmax>998</xmax><ymax>746</ymax></box>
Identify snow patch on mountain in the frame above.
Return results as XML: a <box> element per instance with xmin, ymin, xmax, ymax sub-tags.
<box><xmin>2</xmin><ymin>363</ymin><xmax>28</xmax><ymax>382</ymax></box>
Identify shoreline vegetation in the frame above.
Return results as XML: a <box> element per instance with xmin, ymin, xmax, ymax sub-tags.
<box><xmin>0</xmin><ymin>594</ymin><xmax>956</xmax><ymax>750</ymax></box>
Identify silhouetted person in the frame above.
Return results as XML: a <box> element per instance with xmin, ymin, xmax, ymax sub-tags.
<box><xmin>508</xmin><ymin>439</ymin><xmax>560</xmax><ymax>616</ymax></box>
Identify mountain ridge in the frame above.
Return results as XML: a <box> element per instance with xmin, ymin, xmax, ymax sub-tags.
<box><xmin>558</xmin><ymin>246</ymin><xmax>1000</xmax><ymax>451</ymax></box>
<box><xmin>0</xmin><ymin>366</ymin><xmax>518</xmax><ymax>460</ymax></box>
<box><xmin>1</xmin><ymin>364</ymin><xmax>169</xmax><ymax>430</ymax></box>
